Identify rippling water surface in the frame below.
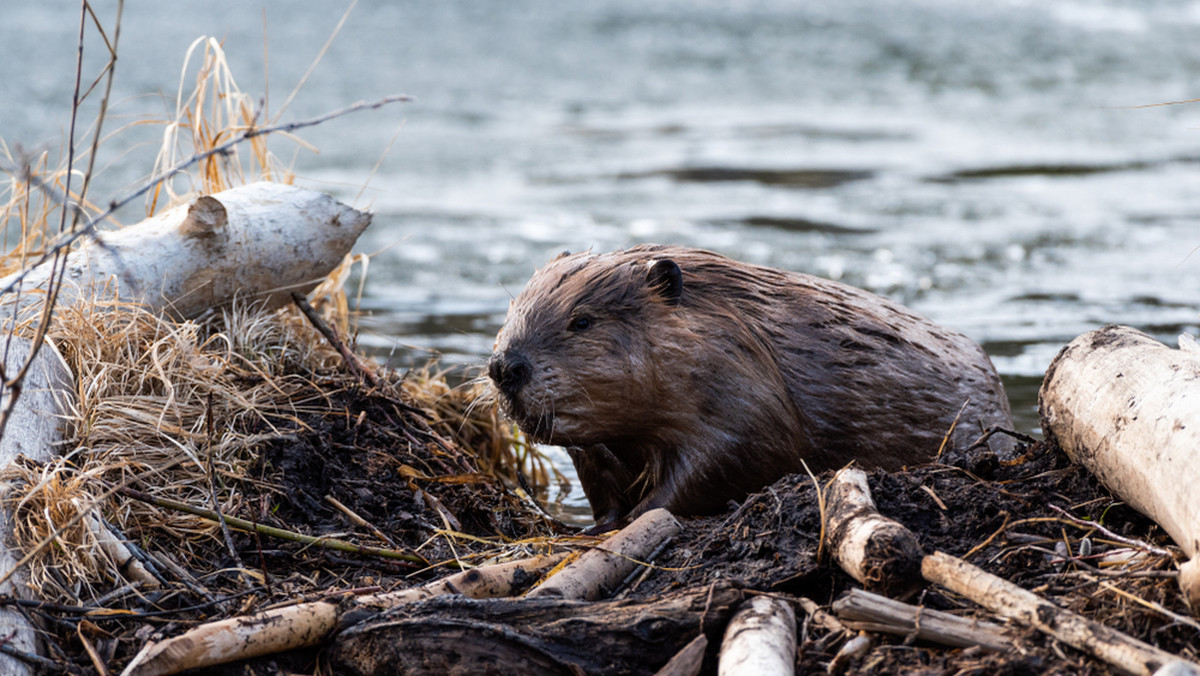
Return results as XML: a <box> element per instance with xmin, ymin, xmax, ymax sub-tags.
<box><xmin>5</xmin><ymin>1</ymin><xmax>1200</xmax><ymax>517</ymax></box>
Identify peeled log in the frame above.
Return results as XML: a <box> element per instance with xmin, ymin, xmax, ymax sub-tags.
<box><xmin>0</xmin><ymin>339</ymin><xmax>73</xmax><ymax>676</ymax></box>
<box><xmin>824</xmin><ymin>468</ymin><xmax>924</xmax><ymax>599</ymax></box>
<box><xmin>1039</xmin><ymin>325</ymin><xmax>1200</xmax><ymax>606</ymax></box>
<box><xmin>717</xmin><ymin>595</ymin><xmax>797</xmax><ymax>676</ymax></box>
<box><xmin>526</xmin><ymin>507</ymin><xmax>681</xmax><ymax>601</ymax></box>
<box><xmin>0</xmin><ymin>182</ymin><xmax>372</xmax><ymax>319</ymax></box>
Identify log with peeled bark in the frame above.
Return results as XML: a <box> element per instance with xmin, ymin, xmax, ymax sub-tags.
<box><xmin>329</xmin><ymin>581</ymin><xmax>741</xmax><ymax>676</ymax></box>
<box><xmin>1039</xmin><ymin>325</ymin><xmax>1200</xmax><ymax>607</ymax></box>
<box><xmin>0</xmin><ymin>181</ymin><xmax>372</xmax><ymax>319</ymax></box>
<box><xmin>823</xmin><ymin>467</ymin><xmax>924</xmax><ymax>599</ymax></box>
<box><xmin>526</xmin><ymin>507</ymin><xmax>681</xmax><ymax>601</ymax></box>
<box><xmin>717</xmin><ymin>595</ymin><xmax>797</xmax><ymax>676</ymax></box>
<box><xmin>0</xmin><ymin>339</ymin><xmax>73</xmax><ymax>676</ymax></box>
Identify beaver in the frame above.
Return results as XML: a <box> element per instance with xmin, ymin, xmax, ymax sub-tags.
<box><xmin>488</xmin><ymin>245</ymin><xmax>1013</xmax><ymax>530</ymax></box>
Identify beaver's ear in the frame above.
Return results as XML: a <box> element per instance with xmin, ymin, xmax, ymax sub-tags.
<box><xmin>647</xmin><ymin>259</ymin><xmax>683</xmax><ymax>305</ymax></box>
<box><xmin>553</xmin><ymin>250</ymin><xmax>572</xmax><ymax>261</ymax></box>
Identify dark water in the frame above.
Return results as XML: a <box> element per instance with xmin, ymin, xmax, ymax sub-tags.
<box><xmin>4</xmin><ymin>1</ymin><xmax>1200</xmax><ymax>515</ymax></box>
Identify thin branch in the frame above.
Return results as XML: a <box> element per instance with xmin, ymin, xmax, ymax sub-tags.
<box><xmin>291</xmin><ymin>291</ymin><xmax>377</xmax><ymax>387</ymax></box>
<box><xmin>0</xmin><ymin>94</ymin><xmax>411</xmax><ymax>302</ymax></box>
<box><xmin>112</xmin><ymin>483</ymin><xmax>432</xmax><ymax>567</ymax></box>
<box><xmin>1046</xmin><ymin>504</ymin><xmax>1175</xmax><ymax>559</ymax></box>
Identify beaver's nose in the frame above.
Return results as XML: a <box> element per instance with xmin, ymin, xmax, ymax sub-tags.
<box><xmin>488</xmin><ymin>350</ymin><xmax>532</xmax><ymax>397</ymax></box>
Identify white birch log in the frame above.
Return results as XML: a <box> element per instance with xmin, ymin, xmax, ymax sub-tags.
<box><xmin>0</xmin><ymin>181</ymin><xmax>372</xmax><ymax>319</ymax></box>
<box><xmin>717</xmin><ymin>595</ymin><xmax>797</xmax><ymax>676</ymax></box>
<box><xmin>0</xmin><ymin>338</ymin><xmax>73</xmax><ymax>676</ymax></box>
<box><xmin>525</xmin><ymin>507</ymin><xmax>681</xmax><ymax>601</ymax></box>
<box><xmin>824</xmin><ymin>468</ymin><xmax>924</xmax><ymax>599</ymax></box>
<box><xmin>1039</xmin><ymin>325</ymin><xmax>1200</xmax><ymax>607</ymax></box>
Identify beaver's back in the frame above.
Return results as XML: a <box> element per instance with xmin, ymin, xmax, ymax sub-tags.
<box><xmin>639</xmin><ymin>245</ymin><xmax>1013</xmax><ymax>471</ymax></box>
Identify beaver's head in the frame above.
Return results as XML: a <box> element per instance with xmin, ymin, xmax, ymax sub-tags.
<box><xmin>488</xmin><ymin>249</ymin><xmax>688</xmax><ymax>446</ymax></box>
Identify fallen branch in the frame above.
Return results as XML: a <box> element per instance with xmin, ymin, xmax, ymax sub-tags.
<box><xmin>922</xmin><ymin>550</ymin><xmax>1199</xmax><ymax>675</ymax></box>
<box><xmin>823</xmin><ymin>468</ymin><xmax>924</xmax><ymax>599</ymax></box>
<box><xmin>526</xmin><ymin>507</ymin><xmax>681</xmax><ymax>601</ymax></box>
<box><xmin>292</xmin><ymin>292</ymin><xmax>377</xmax><ymax>387</ymax></box>
<box><xmin>831</xmin><ymin>587</ymin><xmax>1014</xmax><ymax>652</ymax></box>
<box><xmin>718</xmin><ymin>594</ymin><xmax>797</xmax><ymax>676</ymax></box>
<box><xmin>1039</xmin><ymin>325</ymin><xmax>1200</xmax><ymax>606</ymax></box>
<box><xmin>120</xmin><ymin>553</ymin><xmax>567</xmax><ymax>676</ymax></box>
<box><xmin>330</xmin><ymin>582</ymin><xmax>741</xmax><ymax>676</ymax></box>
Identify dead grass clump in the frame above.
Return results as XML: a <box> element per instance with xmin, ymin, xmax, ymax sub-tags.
<box><xmin>404</xmin><ymin>366</ymin><xmax>566</xmax><ymax>502</ymax></box>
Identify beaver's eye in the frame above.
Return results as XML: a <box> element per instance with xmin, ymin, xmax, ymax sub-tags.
<box><xmin>569</xmin><ymin>316</ymin><xmax>592</xmax><ymax>332</ymax></box>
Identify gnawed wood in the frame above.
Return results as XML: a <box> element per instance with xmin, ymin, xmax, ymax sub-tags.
<box><xmin>119</xmin><ymin>553</ymin><xmax>567</xmax><ymax>676</ymax></box>
<box><xmin>824</xmin><ymin>468</ymin><xmax>924</xmax><ymax>599</ymax></box>
<box><xmin>527</xmin><ymin>507</ymin><xmax>680</xmax><ymax>601</ymax></box>
<box><xmin>329</xmin><ymin>582</ymin><xmax>741</xmax><ymax>676</ymax></box>
<box><xmin>718</xmin><ymin>594</ymin><xmax>797</xmax><ymax>676</ymax></box>
<box><xmin>0</xmin><ymin>182</ymin><xmax>372</xmax><ymax>319</ymax></box>
<box><xmin>831</xmin><ymin>587</ymin><xmax>1014</xmax><ymax>652</ymax></box>
<box><xmin>923</xmin><ymin>550</ymin><xmax>1198</xmax><ymax>675</ymax></box>
<box><xmin>1039</xmin><ymin>325</ymin><xmax>1200</xmax><ymax>607</ymax></box>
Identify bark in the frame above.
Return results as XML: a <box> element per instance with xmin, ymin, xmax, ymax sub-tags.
<box><xmin>1039</xmin><ymin>325</ymin><xmax>1200</xmax><ymax>606</ymax></box>
<box><xmin>824</xmin><ymin>468</ymin><xmax>924</xmax><ymax>599</ymax></box>
<box><xmin>831</xmin><ymin>587</ymin><xmax>1014</xmax><ymax>652</ymax></box>
<box><xmin>329</xmin><ymin>582</ymin><xmax>741</xmax><ymax>676</ymax></box>
<box><xmin>527</xmin><ymin>507</ymin><xmax>681</xmax><ymax>601</ymax></box>
<box><xmin>119</xmin><ymin>554</ymin><xmax>567</xmax><ymax>676</ymax></box>
<box><xmin>717</xmin><ymin>595</ymin><xmax>797</xmax><ymax>676</ymax></box>
<box><xmin>923</xmin><ymin>550</ymin><xmax>1198</xmax><ymax>675</ymax></box>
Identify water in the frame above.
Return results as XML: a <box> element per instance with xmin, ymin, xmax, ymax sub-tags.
<box><xmin>4</xmin><ymin>1</ymin><xmax>1200</xmax><ymax>517</ymax></box>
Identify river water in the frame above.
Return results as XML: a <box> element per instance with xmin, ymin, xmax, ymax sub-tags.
<box><xmin>4</xmin><ymin>1</ymin><xmax>1200</xmax><ymax>513</ymax></box>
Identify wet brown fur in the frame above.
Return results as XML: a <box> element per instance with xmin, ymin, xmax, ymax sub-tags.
<box><xmin>490</xmin><ymin>245</ymin><xmax>1013</xmax><ymax>528</ymax></box>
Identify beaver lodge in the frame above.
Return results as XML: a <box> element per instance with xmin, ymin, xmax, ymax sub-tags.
<box><xmin>2</xmin><ymin>25</ymin><xmax>1199</xmax><ymax>676</ymax></box>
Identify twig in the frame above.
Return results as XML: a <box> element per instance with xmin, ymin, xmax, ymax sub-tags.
<box><xmin>935</xmin><ymin>399</ymin><xmax>970</xmax><ymax>462</ymax></box>
<box><xmin>291</xmin><ymin>292</ymin><xmax>378</xmax><ymax>387</ymax></box>
<box><xmin>964</xmin><ymin>426</ymin><xmax>1039</xmax><ymax>454</ymax></box>
<box><xmin>1098</xmin><ymin>581</ymin><xmax>1200</xmax><ymax>633</ymax></box>
<box><xmin>325</xmin><ymin>495</ymin><xmax>398</xmax><ymax>549</ymax></box>
<box><xmin>205</xmin><ymin>391</ymin><xmax>243</xmax><ymax>568</ymax></box>
<box><xmin>1047</xmin><ymin>504</ymin><xmax>1175</xmax><ymax>559</ymax></box>
<box><xmin>112</xmin><ymin>483</ymin><xmax>432</xmax><ymax>567</ymax></box>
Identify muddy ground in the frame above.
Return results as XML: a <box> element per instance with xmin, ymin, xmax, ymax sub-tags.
<box><xmin>38</xmin><ymin>372</ymin><xmax>1197</xmax><ymax>674</ymax></box>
